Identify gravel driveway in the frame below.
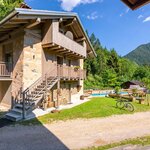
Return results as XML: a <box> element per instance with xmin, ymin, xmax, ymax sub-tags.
<box><xmin>1</xmin><ymin>112</ymin><xmax>150</xmax><ymax>150</ymax></box>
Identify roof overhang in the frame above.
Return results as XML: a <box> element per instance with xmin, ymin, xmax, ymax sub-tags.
<box><xmin>121</xmin><ymin>0</ymin><xmax>150</xmax><ymax>10</ymax></box>
<box><xmin>0</xmin><ymin>8</ymin><xmax>96</xmax><ymax>57</ymax></box>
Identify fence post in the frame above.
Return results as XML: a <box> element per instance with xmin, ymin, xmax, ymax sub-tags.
<box><xmin>22</xmin><ymin>91</ymin><xmax>25</xmax><ymax>119</ymax></box>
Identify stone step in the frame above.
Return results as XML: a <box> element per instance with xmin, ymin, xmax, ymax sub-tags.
<box><xmin>5</xmin><ymin>112</ymin><xmax>22</xmax><ymax>122</ymax></box>
<box><xmin>37</xmin><ymin>85</ymin><xmax>45</xmax><ymax>88</ymax></box>
<box><xmin>35</xmin><ymin>88</ymin><xmax>46</xmax><ymax>92</ymax></box>
<box><xmin>11</xmin><ymin>108</ymin><xmax>23</xmax><ymax>114</ymax></box>
<box><xmin>28</xmin><ymin>94</ymin><xmax>42</xmax><ymax>98</ymax></box>
<box><xmin>31</xmin><ymin>91</ymin><xmax>44</xmax><ymax>95</ymax></box>
<box><xmin>15</xmin><ymin>104</ymin><xmax>30</xmax><ymax>110</ymax></box>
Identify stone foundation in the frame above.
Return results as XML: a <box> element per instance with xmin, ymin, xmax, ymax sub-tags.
<box><xmin>47</xmin><ymin>81</ymin><xmax>82</xmax><ymax>107</ymax></box>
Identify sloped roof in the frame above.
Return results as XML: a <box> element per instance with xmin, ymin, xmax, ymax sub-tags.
<box><xmin>121</xmin><ymin>0</ymin><xmax>150</xmax><ymax>10</ymax></box>
<box><xmin>0</xmin><ymin>8</ymin><xmax>96</xmax><ymax>57</ymax></box>
<box><xmin>20</xmin><ymin>2</ymin><xmax>31</xmax><ymax>9</ymax></box>
<box><xmin>123</xmin><ymin>80</ymin><xmax>144</xmax><ymax>86</ymax></box>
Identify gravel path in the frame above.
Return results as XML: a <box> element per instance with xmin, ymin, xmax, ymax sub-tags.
<box><xmin>1</xmin><ymin>112</ymin><xmax>150</xmax><ymax>150</ymax></box>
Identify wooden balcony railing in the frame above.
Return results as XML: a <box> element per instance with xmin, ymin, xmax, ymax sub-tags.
<box><xmin>57</xmin><ymin>65</ymin><xmax>86</xmax><ymax>80</ymax></box>
<box><xmin>53</xmin><ymin>32</ymin><xmax>87</xmax><ymax>57</ymax></box>
<box><xmin>0</xmin><ymin>62</ymin><xmax>12</xmax><ymax>77</ymax></box>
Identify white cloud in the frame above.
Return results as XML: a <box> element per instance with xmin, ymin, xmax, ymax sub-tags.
<box><xmin>138</xmin><ymin>15</ymin><xmax>143</xmax><ymax>19</ymax></box>
<box><xmin>143</xmin><ymin>16</ymin><xmax>150</xmax><ymax>22</ymax></box>
<box><xmin>87</xmin><ymin>11</ymin><xmax>100</xmax><ymax>20</ymax></box>
<box><xmin>120</xmin><ymin>8</ymin><xmax>130</xmax><ymax>17</ymax></box>
<box><xmin>59</xmin><ymin>0</ymin><xmax>101</xmax><ymax>11</ymax></box>
<box><xmin>126</xmin><ymin>8</ymin><xmax>129</xmax><ymax>13</ymax></box>
<box><xmin>120</xmin><ymin>13</ymin><xmax>123</xmax><ymax>17</ymax></box>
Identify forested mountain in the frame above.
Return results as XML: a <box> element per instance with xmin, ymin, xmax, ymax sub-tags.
<box><xmin>124</xmin><ymin>43</ymin><xmax>150</xmax><ymax>65</ymax></box>
<box><xmin>84</xmin><ymin>33</ymin><xmax>150</xmax><ymax>89</ymax></box>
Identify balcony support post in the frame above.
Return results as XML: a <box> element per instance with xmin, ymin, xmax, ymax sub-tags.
<box><xmin>56</xmin><ymin>79</ymin><xmax>60</xmax><ymax>109</ymax></box>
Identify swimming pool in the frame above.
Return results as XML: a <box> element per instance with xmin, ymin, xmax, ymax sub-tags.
<box><xmin>91</xmin><ymin>92</ymin><xmax>128</xmax><ymax>97</ymax></box>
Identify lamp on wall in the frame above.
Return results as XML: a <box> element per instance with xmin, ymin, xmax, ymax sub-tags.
<box><xmin>77</xmin><ymin>85</ymin><xmax>82</xmax><ymax>92</ymax></box>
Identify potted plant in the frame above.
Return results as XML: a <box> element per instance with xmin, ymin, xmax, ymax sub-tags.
<box><xmin>74</xmin><ymin>66</ymin><xmax>80</xmax><ymax>71</ymax></box>
<box><xmin>114</xmin><ymin>86</ymin><xmax>121</xmax><ymax>97</ymax></box>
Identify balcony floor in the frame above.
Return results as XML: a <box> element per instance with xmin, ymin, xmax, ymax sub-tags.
<box><xmin>42</xmin><ymin>42</ymin><xmax>85</xmax><ymax>59</ymax></box>
<box><xmin>0</xmin><ymin>76</ymin><xmax>12</xmax><ymax>81</ymax></box>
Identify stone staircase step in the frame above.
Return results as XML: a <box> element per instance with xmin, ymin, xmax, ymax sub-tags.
<box><xmin>5</xmin><ymin>112</ymin><xmax>22</xmax><ymax>122</ymax></box>
<box><xmin>15</xmin><ymin>104</ymin><xmax>30</xmax><ymax>110</ymax></box>
<box><xmin>28</xmin><ymin>94</ymin><xmax>42</xmax><ymax>98</ymax></box>
<box><xmin>5</xmin><ymin>77</ymin><xmax>58</xmax><ymax>121</ymax></box>
<box><xmin>11</xmin><ymin>108</ymin><xmax>23</xmax><ymax>114</ymax></box>
<box><xmin>35</xmin><ymin>88</ymin><xmax>46</xmax><ymax>91</ymax></box>
<box><xmin>31</xmin><ymin>91</ymin><xmax>44</xmax><ymax>94</ymax></box>
<box><xmin>37</xmin><ymin>85</ymin><xmax>45</xmax><ymax>88</ymax></box>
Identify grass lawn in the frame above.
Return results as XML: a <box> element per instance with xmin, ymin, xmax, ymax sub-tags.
<box><xmin>22</xmin><ymin>97</ymin><xmax>150</xmax><ymax>125</ymax></box>
<box><xmin>86</xmin><ymin>135</ymin><xmax>150</xmax><ymax>150</ymax></box>
<box><xmin>0</xmin><ymin>111</ymin><xmax>6</xmax><ymax>118</ymax></box>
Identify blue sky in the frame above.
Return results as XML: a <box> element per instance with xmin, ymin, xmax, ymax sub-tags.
<box><xmin>25</xmin><ymin>0</ymin><xmax>150</xmax><ymax>56</ymax></box>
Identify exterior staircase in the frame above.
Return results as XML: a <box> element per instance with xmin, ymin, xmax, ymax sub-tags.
<box><xmin>5</xmin><ymin>76</ymin><xmax>58</xmax><ymax>121</ymax></box>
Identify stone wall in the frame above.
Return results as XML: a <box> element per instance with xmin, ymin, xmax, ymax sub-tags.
<box><xmin>49</xmin><ymin>81</ymin><xmax>79</xmax><ymax>106</ymax></box>
<box><xmin>42</xmin><ymin>50</ymin><xmax>57</xmax><ymax>76</ymax></box>
<box><xmin>0</xmin><ymin>81</ymin><xmax>12</xmax><ymax>105</ymax></box>
<box><xmin>23</xmin><ymin>30</ymin><xmax>42</xmax><ymax>89</ymax></box>
<box><xmin>12</xmin><ymin>35</ymin><xmax>24</xmax><ymax>96</ymax></box>
<box><xmin>0</xmin><ymin>33</ymin><xmax>24</xmax><ymax>105</ymax></box>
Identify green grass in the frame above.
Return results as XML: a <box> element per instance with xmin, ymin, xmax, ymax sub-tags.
<box><xmin>22</xmin><ymin>97</ymin><xmax>150</xmax><ymax>125</ymax></box>
<box><xmin>0</xmin><ymin>111</ymin><xmax>6</xmax><ymax>118</ymax></box>
<box><xmin>86</xmin><ymin>135</ymin><xmax>150</xmax><ymax>150</ymax></box>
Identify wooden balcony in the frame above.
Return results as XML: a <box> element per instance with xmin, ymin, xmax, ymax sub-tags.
<box><xmin>57</xmin><ymin>65</ymin><xmax>86</xmax><ymax>80</ymax></box>
<box><xmin>42</xmin><ymin>20</ymin><xmax>87</xmax><ymax>59</ymax></box>
<box><xmin>0</xmin><ymin>62</ymin><xmax>12</xmax><ymax>80</ymax></box>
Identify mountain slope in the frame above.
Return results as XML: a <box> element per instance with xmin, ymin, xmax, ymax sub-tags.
<box><xmin>124</xmin><ymin>43</ymin><xmax>150</xmax><ymax>65</ymax></box>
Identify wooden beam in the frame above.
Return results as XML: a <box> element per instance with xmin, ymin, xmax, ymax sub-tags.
<box><xmin>63</xmin><ymin>18</ymin><xmax>76</xmax><ymax>27</ymax></box>
<box><xmin>2</xmin><ymin>24</ymin><xmax>20</xmax><ymax>28</ymax></box>
<box><xmin>26</xmin><ymin>18</ymin><xmax>41</xmax><ymax>29</ymax></box>
<box><xmin>58</xmin><ymin>50</ymin><xmax>70</xmax><ymax>55</ymax></box>
<box><xmin>0</xmin><ymin>22</ymin><xmax>34</xmax><ymax>42</ymax></box>
<box><xmin>75</xmin><ymin>37</ymin><xmax>86</xmax><ymax>42</ymax></box>
<box><xmin>0</xmin><ymin>28</ymin><xmax>13</xmax><ymax>32</ymax></box>
<box><xmin>53</xmin><ymin>48</ymin><xmax>68</xmax><ymax>53</ymax></box>
<box><xmin>42</xmin><ymin>43</ymin><xmax>55</xmax><ymax>48</ymax></box>
<box><xmin>49</xmin><ymin>45</ymin><xmax>61</xmax><ymax>51</ymax></box>
<box><xmin>10</xmin><ymin>19</ymin><xmax>30</xmax><ymax>24</ymax></box>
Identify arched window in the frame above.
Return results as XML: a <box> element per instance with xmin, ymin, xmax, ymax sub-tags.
<box><xmin>65</xmin><ymin>31</ymin><xmax>74</xmax><ymax>40</ymax></box>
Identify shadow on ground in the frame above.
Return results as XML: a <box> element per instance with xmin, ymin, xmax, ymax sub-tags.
<box><xmin>0</xmin><ymin>111</ymin><xmax>69</xmax><ymax>150</ymax></box>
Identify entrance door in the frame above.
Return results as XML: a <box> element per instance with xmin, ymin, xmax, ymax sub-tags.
<box><xmin>57</xmin><ymin>56</ymin><xmax>63</xmax><ymax>65</ymax></box>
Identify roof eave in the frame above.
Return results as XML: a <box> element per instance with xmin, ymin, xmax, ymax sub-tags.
<box><xmin>121</xmin><ymin>0</ymin><xmax>150</xmax><ymax>10</ymax></box>
<box><xmin>0</xmin><ymin>8</ymin><xmax>96</xmax><ymax>57</ymax></box>
<box><xmin>75</xmin><ymin>15</ymin><xmax>97</xmax><ymax>57</ymax></box>
<box><xmin>0</xmin><ymin>9</ymin><xmax>18</xmax><ymax>26</ymax></box>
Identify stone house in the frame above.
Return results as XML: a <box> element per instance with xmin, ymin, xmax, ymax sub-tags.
<box><xmin>0</xmin><ymin>8</ymin><xmax>96</xmax><ymax>121</ymax></box>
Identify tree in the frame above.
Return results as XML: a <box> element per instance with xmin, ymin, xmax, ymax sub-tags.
<box><xmin>84</xmin><ymin>33</ymin><xmax>150</xmax><ymax>89</ymax></box>
<box><xmin>0</xmin><ymin>0</ymin><xmax>23</xmax><ymax>20</ymax></box>
<box><xmin>107</xmin><ymin>49</ymin><xmax>120</xmax><ymax>73</ymax></box>
<box><xmin>133</xmin><ymin>66</ymin><xmax>150</xmax><ymax>80</ymax></box>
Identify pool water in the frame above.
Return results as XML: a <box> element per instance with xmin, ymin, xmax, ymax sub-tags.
<box><xmin>91</xmin><ymin>92</ymin><xmax>128</xmax><ymax>97</ymax></box>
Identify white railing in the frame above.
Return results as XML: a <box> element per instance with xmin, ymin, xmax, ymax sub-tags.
<box><xmin>0</xmin><ymin>62</ymin><xmax>12</xmax><ymax>77</ymax></box>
